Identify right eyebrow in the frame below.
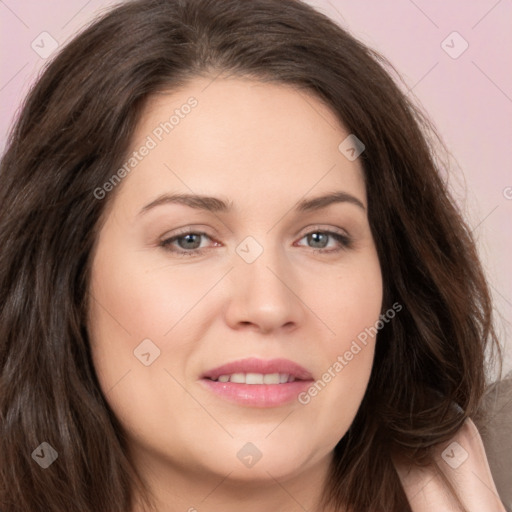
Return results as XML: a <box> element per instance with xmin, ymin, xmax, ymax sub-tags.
<box><xmin>138</xmin><ymin>193</ymin><xmax>234</xmax><ymax>216</ymax></box>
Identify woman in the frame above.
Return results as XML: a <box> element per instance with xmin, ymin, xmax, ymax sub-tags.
<box><xmin>0</xmin><ymin>0</ymin><xmax>506</xmax><ymax>510</ymax></box>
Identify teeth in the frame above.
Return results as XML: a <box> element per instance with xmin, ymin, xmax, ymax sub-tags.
<box><xmin>263</xmin><ymin>373</ymin><xmax>280</xmax><ymax>384</ymax></box>
<box><xmin>230</xmin><ymin>373</ymin><xmax>246</xmax><ymax>383</ymax></box>
<box><xmin>246</xmin><ymin>373</ymin><xmax>264</xmax><ymax>384</ymax></box>
<box><xmin>213</xmin><ymin>373</ymin><xmax>294</xmax><ymax>384</ymax></box>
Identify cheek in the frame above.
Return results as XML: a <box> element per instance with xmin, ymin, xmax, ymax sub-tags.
<box><xmin>314</xmin><ymin>249</ymin><xmax>383</xmax><ymax>344</ymax></box>
<box><xmin>297</xmin><ymin>252</ymin><xmax>382</xmax><ymax>443</ymax></box>
<box><xmin>86</xmin><ymin>260</ymin><xmax>197</xmax><ymax>442</ymax></box>
<box><xmin>87</xmin><ymin>231</ymin><xmax>225</xmax><ymax>358</ymax></box>
<box><xmin>332</xmin><ymin>253</ymin><xmax>382</xmax><ymax>395</ymax></box>
<box><xmin>298</xmin><ymin>334</ymin><xmax>376</xmax><ymax>453</ymax></box>
<box><xmin>86</xmin><ymin>244</ymin><xmax>202</xmax><ymax>408</ymax></box>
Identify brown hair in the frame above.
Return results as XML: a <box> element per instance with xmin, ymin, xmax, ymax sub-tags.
<box><xmin>0</xmin><ymin>0</ymin><xmax>501</xmax><ymax>510</ymax></box>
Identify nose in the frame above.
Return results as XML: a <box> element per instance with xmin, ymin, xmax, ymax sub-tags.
<box><xmin>223</xmin><ymin>241</ymin><xmax>305</xmax><ymax>335</ymax></box>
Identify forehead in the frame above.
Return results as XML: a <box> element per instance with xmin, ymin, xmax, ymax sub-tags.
<box><xmin>114</xmin><ymin>76</ymin><xmax>367</xmax><ymax>216</ymax></box>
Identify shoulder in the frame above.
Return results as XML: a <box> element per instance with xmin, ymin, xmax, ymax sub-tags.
<box><xmin>395</xmin><ymin>418</ymin><xmax>506</xmax><ymax>512</ymax></box>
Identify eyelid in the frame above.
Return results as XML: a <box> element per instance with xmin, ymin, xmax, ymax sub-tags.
<box><xmin>295</xmin><ymin>224</ymin><xmax>349</xmax><ymax>239</ymax></box>
<box><xmin>161</xmin><ymin>225</ymin><xmax>213</xmax><ymax>238</ymax></box>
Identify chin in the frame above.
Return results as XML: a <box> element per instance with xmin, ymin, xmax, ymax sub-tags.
<box><xmin>198</xmin><ymin>436</ymin><xmax>324</xmax><ymax>482</ymax></box>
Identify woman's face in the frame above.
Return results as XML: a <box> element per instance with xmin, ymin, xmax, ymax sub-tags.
<box><xmin>88</xmin><ymin>76</ymin><xmax>382</xmax><ymax>488</ymax></box>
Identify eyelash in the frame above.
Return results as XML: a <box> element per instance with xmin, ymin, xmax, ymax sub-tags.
<box><xmin>159</xmin><ymin>228</ymin><xmax>352</xmax><ymax>257</ymax></box>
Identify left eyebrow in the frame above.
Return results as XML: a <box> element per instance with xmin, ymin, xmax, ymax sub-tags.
<box><xmin>296</xmin><ymin>191</ymin><xmax>366</xmax><ymax>212</ymax></box>
<box><xmin>137</xmin><ymin>190</ymin><xmax>366</xmax><ymax>217</ymax></box>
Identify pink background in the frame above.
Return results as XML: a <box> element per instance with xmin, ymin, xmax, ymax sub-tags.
<box><xmin>1</xmin><ymin>0</ymin><xmax>511</xmax><ymax>375</ymax></box>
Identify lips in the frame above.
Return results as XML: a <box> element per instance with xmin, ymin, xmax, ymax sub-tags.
<box><xmin>199</xmin><ymin>357</ymin><xmax>315</xmax><ymax>407</ymax></box>
<box><xmin>201</xmin><ymin>357</ymin><xmax>314</xmax><ymax>382</ymax></box>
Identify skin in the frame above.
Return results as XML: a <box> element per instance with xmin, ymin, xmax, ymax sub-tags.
<box><xmin>87</xmin><ymin>75</ymin><xmax>383</xmax><ymax>512</ymax></box>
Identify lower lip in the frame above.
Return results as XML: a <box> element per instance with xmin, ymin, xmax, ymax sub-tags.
<box><xmin>200</xmin><ymin>379</ymin><xmax>313</xmax><ymax>407</ymax></box>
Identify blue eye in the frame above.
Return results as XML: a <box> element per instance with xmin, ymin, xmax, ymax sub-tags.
<box><xmin>160</xmin><ymin>231</ymin><xmax>213</xmax><ymax>256</ymax></box>
<box><xmin>296</xmin><ymin>231</ymin><xmax>352</xmax><ymax>252</ymax></box>
<box><xmin>159</xmin><ymin>229</ymin><xmax>352</xmax><ymax>257</ymax></box>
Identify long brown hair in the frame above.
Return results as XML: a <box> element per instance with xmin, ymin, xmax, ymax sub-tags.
<box><xmin>0</xmin><ymin>0</ymin><xmax>501</xmax><ymax>510</ymax></box>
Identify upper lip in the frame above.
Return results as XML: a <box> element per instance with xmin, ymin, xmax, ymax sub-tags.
<box><xmin>201</xmin><ymin>357</ymin><xmax>314</xmax><ymax>381</ymax></box>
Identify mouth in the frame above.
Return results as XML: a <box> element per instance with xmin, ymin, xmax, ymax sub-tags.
<box><xmin>199</xmin><ymin>357</ymin><xmax>314</xmax><ymax>407</ymax></box>
<box><xmin>207</xmin><ymin>372</ymin><xmax>300</xmax><ymax>384</ymax></box>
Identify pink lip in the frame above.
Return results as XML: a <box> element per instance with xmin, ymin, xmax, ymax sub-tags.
<box><xmin>199</xmin><ymin>357</ymin><xmax>314</xmax><ymax>408</ymax></box>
